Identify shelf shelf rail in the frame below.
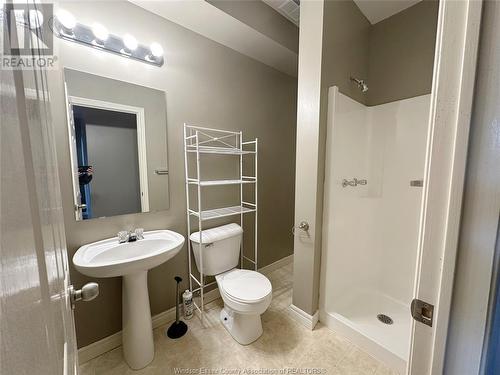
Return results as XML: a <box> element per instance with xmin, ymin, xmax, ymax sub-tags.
<box><xmin>184</xmin><ymin>124</ymin><xmax>258</xmax><ymax>325</ymax></box>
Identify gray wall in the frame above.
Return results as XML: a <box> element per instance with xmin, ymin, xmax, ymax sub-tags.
<box><xmin>445</xmin><ymin>2</ymin><xmax>500</xmax><ymax>373</ymax></box>
<box><xmin>79</xmin><ymin>108</ymin><xmax>141</xmax><ymax>217</ymax></box>
<box><xmin>66</xmin><ymin>69</ymin><xmax>170</xmax><ymax>213</ymax></box>
<box><xmin>321</xmin><ymin>0</ymin><xmax>371</xmax><ymax>105</ymax></box>
<box><xmin>292</xmin><ymin>0</ymin><xmax>371</xmax><ymax>317</ymax></box>
<box><xmin>50</xmin><ymin>0</ymin><xmax>297</xmax><ymax>348</ymax></box>
<box><xmin>291</xmin><ymin>0</ymin><xmax>325</xmax><ymax>316</ymax></box>
<box><xmin>320</xmin><ymin>0</ymin><xmax>438</xmax><ymax>107</ymax></box>
<box><xmin>207</xmin><ymin>0</ymin><xmax>299</xmax><ymax>53</ymax></box>
<box><xmin>367</xmin><ymin>0</ymin><xmax>439</xmax><ymax>105</ymax></box>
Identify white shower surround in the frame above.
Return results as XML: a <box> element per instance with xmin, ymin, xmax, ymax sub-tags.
<box><xmin>320</xmin><ymin>86</ymin><xmax>430</xmax><ymax>372</ymax></box>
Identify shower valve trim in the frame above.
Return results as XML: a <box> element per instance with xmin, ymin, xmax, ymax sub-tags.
<box><xmin>342</xmin><ymin>178</ymin><xmax>368</xmax><ymax>188</ymax></box>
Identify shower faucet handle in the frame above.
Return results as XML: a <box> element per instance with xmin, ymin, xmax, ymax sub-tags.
<box><xmin>342</xmin><ymin>179</ymin><xmax>357</xmax><ymax>187</ymax></box>
<box><xmin>342</xmin><ymin>178</ymin><xmax>368</xmax><ymax>187</ymax></box>
<box><xmin>355</xmin><ymin>178</ymin><xmax>367</xmax><ymax>186</ymax></box>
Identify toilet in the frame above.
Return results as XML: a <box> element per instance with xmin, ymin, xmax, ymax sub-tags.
<box><xmin>190</xmin><ymin>223</ymin><xmax>272</xmax><ymax>345</ymax></box>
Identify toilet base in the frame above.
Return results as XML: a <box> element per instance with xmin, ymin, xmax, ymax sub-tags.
<box><xmin>220</xmin><ymin>307</ymin><xmax>263</xmax><ymax>345</ymax></box>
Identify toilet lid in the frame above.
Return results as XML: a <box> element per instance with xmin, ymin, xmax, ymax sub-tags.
<box><xmin>220</xmin><ymin>269</ymin><xmax>272</xmax><ymax>302</ymax></box>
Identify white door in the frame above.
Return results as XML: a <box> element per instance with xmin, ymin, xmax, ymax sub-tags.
<box><xmin>408</xmin><ymin>0</ymin><xmax>483</xmax><ymax>374</ymax></box>
<box><xmin>0</xmin><ymin>3</ymin><xmax>87</xmax><ymax>374</ymax></box>
<box><xmin>64</xmin><ymin>85</ymin><xmax>83</xmax><ymax>220</ymax></box>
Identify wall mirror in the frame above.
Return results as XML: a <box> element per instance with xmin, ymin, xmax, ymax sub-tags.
<box><xmin>64</xmin><ymin>68</ymin><xmax>169</xmax><ymax>220</ymax></box>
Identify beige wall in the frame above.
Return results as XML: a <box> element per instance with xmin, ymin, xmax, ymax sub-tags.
<box><xmin>292</xmin><ymin>0</ymin><xmax>371</xmax><ymax>315</ymax></box>
<box><xmin>321</xmin><ymin>0</ymin><xmax>371</xmax><ymax>105</ymax></box>
<box><xmin>207</xmin><ymin>0</ymin><xmax>299</xmax><ymax>53</ymax></box>
<box><xmin>291</xmin><ymin>0</ymin><xmax>325</xmax><ymax>316</ymax></box>
<box><xmin>367</xmin><ymin>0</ymin><xmax>439</xmax><ymax>106</ymax></box>
<box><xmin>50</xmin><ymin>1</ymin><xmax>296</xmax><ymax>347</ymax></box>
<box><xmin>320</xmin><ymin>0</ymin><xmax>438</xmax><ymax>107</ymax></box>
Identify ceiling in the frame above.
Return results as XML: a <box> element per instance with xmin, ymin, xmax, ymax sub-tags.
<box><xmin>130</xmin><ymin>0</ymin><xmax>298</xmax><ymax>76</ymax></box>
<box><xmin>263</xmin><ymin>0</ymin><xmax>425</xmax><ymax>26</ymax></box>
<box><xmin>262</xmin><ymin>0</ymin><xmax>300</xmax><ymax>26</ymax></box>
<box><xmin>128</xmin><ymin>0</ymin><xmax>422</xmax><ymax>76</ymax></box>
<box><xmin>353</xmin><ymin>0</ymin><xmax>424</xmax><ymax>24</ymax></box>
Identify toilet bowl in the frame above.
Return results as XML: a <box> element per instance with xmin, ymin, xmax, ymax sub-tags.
<box><xmin>190</xmin><ymin>223</ymin><xmax>272</xmax><ymax>344</ymax></box>
<box><xmin>216</xmin><ymin>268</ymin><xmax>272</xmax><ymax>344</ymax></box>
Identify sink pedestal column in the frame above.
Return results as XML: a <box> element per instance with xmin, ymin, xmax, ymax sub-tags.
<box><xmin>122</xmin><ymin>271</ymin><xmax>154</xmax><ymax>369</ymax></box>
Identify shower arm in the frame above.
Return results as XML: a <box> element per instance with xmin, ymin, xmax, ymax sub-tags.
<box><xmin>350</xmin><ymin>76</ymin><xmax>369</xmax><ymax>93</ymax></box>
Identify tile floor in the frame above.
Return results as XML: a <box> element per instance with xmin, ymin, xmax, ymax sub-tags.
<box><xmin>80</xmin><ymin>263</ymin><xmax>399</xmax><ymax>375</ymax></box>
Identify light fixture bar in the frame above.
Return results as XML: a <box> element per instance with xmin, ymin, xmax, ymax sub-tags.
<box><xmin>52</xmin><ymin>16</ymin><xmax>164</xmax><ymax>67</ymax></box>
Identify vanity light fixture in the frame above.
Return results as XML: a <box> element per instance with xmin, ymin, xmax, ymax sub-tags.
<box><xmin>52</xmin><ymin>10</ymin><xmax>164</xmax><ymax>67</ymax></box>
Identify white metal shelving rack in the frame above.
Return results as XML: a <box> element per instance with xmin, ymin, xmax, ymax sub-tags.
<box><xmin>183</xmin><ymin>124</ymin><xmax>258</xmax><ymax>324</ymax></box>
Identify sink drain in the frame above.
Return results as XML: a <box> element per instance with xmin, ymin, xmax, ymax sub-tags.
<box><xmin>377</xmin><ymin>314</ymin><xmax>393</xmax><ymax>325</ymax></box>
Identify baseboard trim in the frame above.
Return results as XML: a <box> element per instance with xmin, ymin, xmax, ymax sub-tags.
<box><xmin>288</xmin><ymin>304</ymin><xmax>319</xmax><ymax>330</ymax></box>
<box><xmin>260</xmin><ymin>254</ymin><xmax>293</xmax><ymax>275</ymax></box>
<box><xmin>78</xmin><ymin>254</ymin><xmax>293</xmax><ymax>364</ymax></box>
<box><xmin>78</xmin><ymin>331</ymin><xmax>122</xmax><ymax>365</ymax></box>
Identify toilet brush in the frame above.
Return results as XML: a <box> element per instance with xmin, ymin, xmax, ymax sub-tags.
<box><xmin>166</xmin><ymin>276</ymin><xmax>188</xmax><ymax>339</ymax></box>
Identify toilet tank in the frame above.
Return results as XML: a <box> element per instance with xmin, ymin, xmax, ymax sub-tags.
<box><xmin>190</xmin><ymin>223</ymin><xmax>243</xmax><ymax>276</ymax></box>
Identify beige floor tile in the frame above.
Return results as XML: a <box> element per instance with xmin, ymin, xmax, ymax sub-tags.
<box><xmin>374</xmin><ymin>362</ymin><xmax>401</xmax><ymax>375</ymax></box>
<box><xmin>79</xmin><ymin>262</ymin><xmax>396</xmax><ymax>375</ymax></box>
<box><xmin>291</xmin><ymin>324</ymin><xmax>353</xmax><ymax>373</ymax></box>
<box><xmin>331</xmin><ymin>347</ymin><xmax>381</xmax><ymax>375</ymax></box>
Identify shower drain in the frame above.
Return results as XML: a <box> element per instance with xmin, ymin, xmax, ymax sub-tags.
<box><xmin>377</xmin><ymin>314</ymin><xmax>394</xmax><ymax>325</ymax></box>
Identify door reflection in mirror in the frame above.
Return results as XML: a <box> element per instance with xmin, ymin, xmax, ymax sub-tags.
<box><xmin>72</xmin><ymin>105</ymin><xmax>144</xmax><ymax>219</ymax></box>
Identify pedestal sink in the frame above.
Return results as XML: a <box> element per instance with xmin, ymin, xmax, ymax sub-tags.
<box><xmin>72</xmin><ymin>230</ymin><xmax>185</xmax><ymax>369</ymax></box>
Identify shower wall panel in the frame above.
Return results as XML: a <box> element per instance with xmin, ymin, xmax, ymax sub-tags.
<box><xmin>322</xmin><ymin>86</ymin><xmax>430</xmax><ymax>311</ymax></box>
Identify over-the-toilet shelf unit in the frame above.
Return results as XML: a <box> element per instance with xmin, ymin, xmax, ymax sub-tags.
<box><xmin>183</xmin><ymin>124</ymin><xmax>258</xmax><ymax>323</ymax></box>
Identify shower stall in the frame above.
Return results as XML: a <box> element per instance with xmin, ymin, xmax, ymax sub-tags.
<box><xmin>319</xmin><ymin>86</ymin><xmax>431</xmax><ymax>372</ymax></box>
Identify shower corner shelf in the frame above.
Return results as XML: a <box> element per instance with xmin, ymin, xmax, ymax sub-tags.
<box><xmin>183</xmin><ymin>124</ymin><xmax>258</xmax><ymax>326</ymax></box>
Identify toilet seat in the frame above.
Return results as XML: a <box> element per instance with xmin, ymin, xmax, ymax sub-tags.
<box><xmin>215</xmin><ymin>268</ymin><xmax>272</xmax><ymax>344</ymax></box>
<box><xmin>217</xmin><ymin>269</ymin><xmax>272</xmax><ymax>304</ymax></box>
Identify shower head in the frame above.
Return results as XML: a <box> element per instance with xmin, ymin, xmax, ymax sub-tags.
<box><xmin>350</xmin><ymin>76</ymin><xmax>368</xmax><ymax>93</ymax></box>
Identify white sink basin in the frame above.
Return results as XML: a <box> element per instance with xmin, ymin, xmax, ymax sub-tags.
<box><xmin>72</xmin><ymin>230</ymin><xmax>185</xmax><ymax>370</ymax></box>
<box><xmin>73</xmin><ymin>230</ymin><xmax>185</xmax><ymax>278</ymax></box>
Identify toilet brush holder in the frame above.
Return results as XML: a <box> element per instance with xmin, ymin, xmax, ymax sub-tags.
<box><xmin>166</xmin><ymin>276</ymin><xmax>188</xmax><ymax>339</ymax></box>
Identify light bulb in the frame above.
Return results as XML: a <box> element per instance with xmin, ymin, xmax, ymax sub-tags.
<box><xmin>150</xmin><ymin>42</ymin><xmax>163</xmax><ymax>58</ymax></box>
<box><xmin>29</xmin><ymin>9</ymin><xmax>44</xmax><ymax>30</ymax></box>
<box><xmin>92</xmin><ymin>23</ymin><xmax>108</xmax><ymax>43</ymax></box>
<box><xmin>56</xmin><ymin>9</ymin><xmax>76</xmax><ymax>30</ymax></box>
<box><xmin>123</xmin><ymin>34</ymin><xmax>138</xmax><ymax>51</ymax></box>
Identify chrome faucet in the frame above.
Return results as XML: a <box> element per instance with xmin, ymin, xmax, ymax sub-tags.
<box><xmin>117</xmin><ymin>228</ymin><xmax>144</xmax><ymax>243</ymax></box>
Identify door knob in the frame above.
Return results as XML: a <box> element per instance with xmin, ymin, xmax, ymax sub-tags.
<box><xmin>292</xmin><ymin>221</ymin><xmax>310</xmax><ymax>235</ymax></box>
<box><xmin>69</xmin><ymin>282</ymin><xmax>99</xmax><ymax>309</ymax></box>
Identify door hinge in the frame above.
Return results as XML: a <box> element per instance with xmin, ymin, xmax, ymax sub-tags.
<box><xmin>411</xmin><ymin>298</ymin><xmax>434</xmax><ymax>327</ymax></box>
